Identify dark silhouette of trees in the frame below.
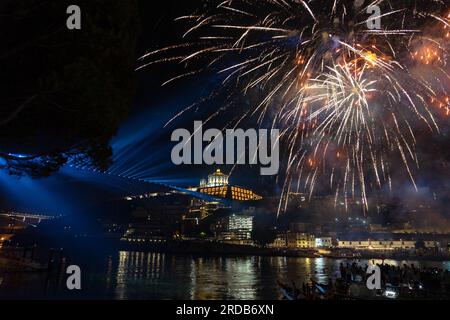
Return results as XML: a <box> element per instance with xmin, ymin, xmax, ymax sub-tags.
<box><xmin>0</xmin><ymin>0</ymin><xmax>140</xmax><ymax>177</ymax></box>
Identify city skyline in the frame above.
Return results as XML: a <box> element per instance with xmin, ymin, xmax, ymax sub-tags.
<box><xmin>1</xmin><ymin>0</ymin><xmax>449</xmax><ymax>305</ymax></box>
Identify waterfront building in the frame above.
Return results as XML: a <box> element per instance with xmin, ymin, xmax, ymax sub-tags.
<box><xmin>423</xmin><ymin>240</ymin><xmax>440</xmax><ymax>249</ymax></box>
<box><xmin>121</xmin><ymin>223</ymin><xmax>167</xmax><ymax>243</ymax></box>
<box><xmin>228</xmin><ymin>214</ymin><xmax>253</xmax><ymax>231</ymax></box>
<box><xmin>286</xmin><ymin>232</ymin><xmax>315</xmax><ymax>249</ymax></box>
<box><xmin>268</xmin><ymin>232</ymin><xmax>330</xmax><ymax>249</ymax></box>
<box><xmin>336</xmin><ymin>233</ymin><xmax>450</xmax><ymax>252</ymax></box>
<box><xmin>120</xmin><ymin>192</ymin><xmax>194</xmax><ymax>241</ymax></box>
<box><xmin>188</xmin><ymin>197</ymin><xmax>224</xmax><ymax>220</ymax></box>
<box><xmin>337</xmin><ymin>239</ymin><xmax>416</xmax><ymax>251</ymax></box>
<box><xmin>215</xmin><ymin>214</ymin><xmax>253</xmax><ymax>243</ymax></box>
<box><xmin>338</xmin><ymin>240</ymin><xmax>371</xmax><ymax>250</ymax></box>
<box><xmin>268</xmin><ymin>233</ymin><xmax>288</xmax><ymax>248</ymax></box>
<box><xmin>315</xmin><ymin>237</ymin><xmax>333</xmax><ymax>248</ymax></box>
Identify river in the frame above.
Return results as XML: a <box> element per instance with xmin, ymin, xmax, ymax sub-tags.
<box><xmin>1</xmin><ymin>251</ymin><xmax>449</xmax><ymax>299</ymax></box>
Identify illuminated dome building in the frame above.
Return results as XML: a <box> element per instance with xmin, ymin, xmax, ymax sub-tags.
<box><xmin>197</xmin><ymin>169</ymin><xmax>262</xmax><ymax>202</ymax></box>
<box><xmin>200</xmin><ymin>169</ymin><xmax>229</xmax><ymax>187</ymax></box>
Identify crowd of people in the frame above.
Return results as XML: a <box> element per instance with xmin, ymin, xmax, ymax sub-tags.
<box><xmin>339</xmin><ymin>261</ymin><xmax>450</xmax><ymax>294</ymax></box>
<box><xmin>280</xmin><ymin>261</ymin><xmax>450</xmax><ymax>300</ymax></box>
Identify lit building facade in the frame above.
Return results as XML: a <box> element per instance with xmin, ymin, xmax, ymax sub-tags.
<box><xmin>286</xmin><ymin>232</ymin><xmax>316</xmax><ymax>249</ymax></box>
<box><xmin>269</xmin><ymin>232</ymin><xmax>322</xmax><ymax>249</ymax></box>
<box><xmin>338</xmin><ymin>239</ymin><xmax>417</xmax><ymax>250</ymax></box>
<box><xmin>215</xmin><ymin>214</ymin><xmax>253</xmax><ymax>242</ymax></box>
<box><xmin>200</xmin><ymin>169</ymin><xmax>229</xmax><ymax>187</ymax></box>
<box><xmin>228</xmin><ymin>214</ymin><xmax>253</xmax><ymax>231</ymax></box>
<box><xmin>315</xmin><ymin>237</ymin><xmax>333</xmax><ymax>248</ymax></box>
<box><xmin>197</xmin><ymin>169</ymin><xmax>262</xmax><ymax>201</ymax></box>
<box><xmin>268</xmin><ymin>233</ymin><xmax>288</xmax><ymax>248</ymax></box>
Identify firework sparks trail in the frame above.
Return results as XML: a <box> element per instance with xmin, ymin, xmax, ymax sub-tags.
<box><xmin>140</xmin><ymin>0</ymin><xmax>450</xmax><ymax>215</ymax></box>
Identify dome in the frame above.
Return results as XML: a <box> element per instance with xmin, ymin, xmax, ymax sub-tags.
<box><xmin>206</xmin><ymin>169</ymin><xmax>229</xmax><ymax>187</ymax></box>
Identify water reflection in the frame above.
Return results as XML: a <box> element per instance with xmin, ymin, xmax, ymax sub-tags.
<box><xmin>186</xmin><ymin>256</ymin><xmax>258</xmax><ymax>299</ymax></box>
<box><xmin>115</xmin><ymin>251</ymin><xmax>165</xmax><ymax>299</ymax></box>
<box><xmin>109</xmin><ymin>253</ymin><xmax>450</xmax><ymax>300</ymax></box>
<box><xmin>1</xmin><ymin>251</ymin><xmax>449</xmax><ymax>300</ymax></box>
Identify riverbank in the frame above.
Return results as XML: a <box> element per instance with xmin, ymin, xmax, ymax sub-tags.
<box><xmin>119</xmin><ymin>239</ymin><xmax>450</xmax><ymax>261</ymax></box>
<box><xmin>119</xmin><ymin>239</ymin><xmax>318</xmax><ymax>258</ymax></box>
<box><xmin>5</xmin><ymin>235</ymin><xmax>450</xmax><ymax>263</ymax></box>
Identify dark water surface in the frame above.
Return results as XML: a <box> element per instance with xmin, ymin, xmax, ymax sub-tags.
<box><xmin>1</xmin><ymin>251</ymin><xmax>449</xmax><ymax>299</ymax></box>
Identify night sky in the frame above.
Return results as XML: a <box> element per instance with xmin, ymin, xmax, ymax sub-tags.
<box><xmin>0</xmin><ymin>0</ymin><xmax>449</xmax><ymax>224</ymax></box>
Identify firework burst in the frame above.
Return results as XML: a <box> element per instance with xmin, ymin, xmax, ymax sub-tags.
<box><xmin>140</xmin><ymin>0</ymin><xmax>450</xmax><ymax>214</ymax></box>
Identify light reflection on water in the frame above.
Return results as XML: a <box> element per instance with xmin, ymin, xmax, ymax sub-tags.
<box><xmin>1</xmin><ymin>251</ymin><xmax>449</xmax><ymax>300</ymax></box>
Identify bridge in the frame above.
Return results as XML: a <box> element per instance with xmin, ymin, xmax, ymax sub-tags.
<box><xmin>0</xmin><ymin>211</ymin><xmax>54</xmax><ymax>224</ymax></box>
